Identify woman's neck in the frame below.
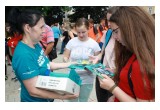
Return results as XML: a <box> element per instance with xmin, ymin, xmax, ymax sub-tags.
<box><xmin>22</xmin><ymin>36</ymin><xmax>35</xmax><ymax>48</ymax></box>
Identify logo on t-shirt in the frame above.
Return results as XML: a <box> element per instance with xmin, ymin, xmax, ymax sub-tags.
<box><xmin>70</xmin><ymin>46</ymin><xmax>94</xmax><ymax>62</ymax></box>
<box><xmin>38</xmin><ymin>50</ymin><xmax>45</xmax><ymax>66</ymax></box>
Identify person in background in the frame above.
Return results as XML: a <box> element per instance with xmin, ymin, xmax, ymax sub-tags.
<box><xmin>98</xmin><ymin>18</ymin><xmax>108</xmax><ymax>48</ymax></box>
<box><xmin>63</xmin><ymin>18</ymin><xmax>101</xmax><ymax>102</ymax></box>
<box><xmin>8</xmin><ymin>8</ymin><xmax>78</xmax><ymax>102</ymax></box>
<box><xmin>40</xmin><ymin>24</ymin><xmax>55</xmax><ymax>61</ymax></box>
<box><xmin>5</xmin><ymin>23</ymin><xmax>12</xmax><ymax>66</ymax></box>
<box><xmin>6</xmin><ymin>21</ymin><xmax>23</xmax><ymax>81</ymax></box>
<box><xmin>51</xmin><ymin>22</ymin><xmax>61</xmax><ymax>49</ymax></box>
<box><xmin>59</xmin><ymin>23</ymin><xmax>70</xmax><ymax>54</ymax></box>
<box><xmin>99</xmin><ymin>6</ymin><xmax>155</xmax><ymax>102</ymax></box>
<box><xmin>89</xmin><ymin>6</ymin><xmax>118</xmax><ymax>102</ymax></box>
<box><xmin>5</xmin><ymin>23</ymin><xmax>12</xmax><ymax>80</ymax></box>
<box><xmin>5</xmin><ymin>39</ymin><xmax>8</xmax><ymax>80</ymax></box>
<box><xmin>68</xmin><ymin>23</ymin><xmax>77</xmax><ymax>38</ymax></box>
<box><xmin>88</xmin><ymin>18</ymin><xmax>100</xmax><ymax>43</ymax></box>
<box><xmin>7</xmin><ymin>33</ymin><xmax>23</xmax><ymax>56</ymax></box>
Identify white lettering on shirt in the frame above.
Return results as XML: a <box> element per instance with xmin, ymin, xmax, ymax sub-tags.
<box><xmin>22</xmin><ymin>70</ymin><xmax>35</xmax><ymax>75</ymax></box>
<box><xmin>38</xmin><ymin>50</ymin><xmax>45</xmax><ymax>66</ymax></box>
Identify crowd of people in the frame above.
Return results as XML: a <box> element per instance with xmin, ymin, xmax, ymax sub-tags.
<box><xmin>5</xmin><ymin>6</ymin><xmax>155</xmax><ymax>102</ymax></box>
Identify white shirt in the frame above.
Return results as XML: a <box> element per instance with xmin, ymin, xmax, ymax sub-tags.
<box><xmin>66</xmin><ymin>37</ymin><xmax>101</xmax><ymax>84</ymax></box>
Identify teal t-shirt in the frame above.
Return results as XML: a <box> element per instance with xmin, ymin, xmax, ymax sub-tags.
<box><xmin>12</xmin><ymin>41</ymin><xmax>53</xmax><ymax>102</ymax></box>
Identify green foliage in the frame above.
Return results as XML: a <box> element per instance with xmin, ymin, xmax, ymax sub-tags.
<box><xmin>6</xmin><ymin>6</ymin><xmax>109</xmax><ymax>26</ymax></box>
<box><xmin>5</xmin><ymin>6</ymin><xmax>65</xmax><ymax>25</ymax></box>
<box><xmin>69</xmin><ymin>6</ymin><xmax>109</xmax><ymax>23</ymax></box>
<box><xmin>61</xmin><ymin>6</ymin><xmax>72</xmax><ymax>12</ymax></box>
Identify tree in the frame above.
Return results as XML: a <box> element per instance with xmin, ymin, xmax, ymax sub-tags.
<box><xmin>5</xmin><ymin>6</ymin><xmax>109</xmax><ymax>25</ymax></box>
<box><xmin>43</xmin><ymin>6</ymin><xmax>64</xmax><ymax>25</ymax></box>
<box><xmin>68</xmin><ymin>6</ymin><xmax>109</xmax><ymax>23</ymax></box>
<box><xmin>5</xmin><ymin>6</ymin><xmax>66</xmax><ymax>26</ymax></box>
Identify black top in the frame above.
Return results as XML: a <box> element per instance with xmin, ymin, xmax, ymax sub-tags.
<box><xmin>72</xmin><ymin>32</ymin><xmax>78</xmax><ymax>37</ymax></box>
<box><xmin>63</xmin><ymin>31</ymin><xmax>70</xmax><ymax>43</ymax></box>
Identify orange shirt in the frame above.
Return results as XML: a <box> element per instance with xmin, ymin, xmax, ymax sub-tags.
<box><xmin>88</xmin><ymin>26</ymin><xmax>108</xmax><ymax>43</ymax></box>
<box><xmin>88</xmin><ymin>27</ymin><xmax>97</xmax><ymax>41</ymax></box>
<box><xmin>98</xmin><ymin>26</ymin><xmax>108</xmax><ymax>43</ymax></box>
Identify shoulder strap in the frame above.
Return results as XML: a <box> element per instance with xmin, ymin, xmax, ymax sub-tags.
<box><xmin>104</xmin><ymin>29</ymin><xmax>112</xmax><ymax>48</ymax></box>
<box><xmin>128</xmin><ymin>59</ymin><xmax>136</xmax><ymax>99</ymax></box>
<box><xmin>93</xmin><ymin>25</ymin><xmax>98</xmax><ymax>35</ymax></box>
<box><xmin>99</xmin><ymin>25</ymin><xmax>103</xmax><ymax>32</ymax></box>
<box><xmin>67</xmin><ymin>31</ymin><xmax>71</xmax><ymax>39</ymax></box>
<box><xmin>40</xmin><ymin>41</ymin><xmax>46</xmax><ymax>49</ymax></box>
<box><xmin>100</xmin><ymin>29</ymin><xmax>112</xmax><ymax>64</ymax></box>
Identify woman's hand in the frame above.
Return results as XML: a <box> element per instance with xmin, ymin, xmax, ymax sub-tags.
<box><xmin>105</xmin><ymin>68</ymin><xmax>115</xmax><ymax>73</ymax></box>
<box><xmin>60</xmin><ymin>94</ymin><xmax>79</xmax><ymax>100</ymax></box>
<box><xmin>88</xmin><ymin>55</ymin><xmax>99</xmax><ymax>64</ymax></box>
<box><xmin>98</xmin><ymin>74</ymin><xmax>115</xmax><ymax>90</ymax></box>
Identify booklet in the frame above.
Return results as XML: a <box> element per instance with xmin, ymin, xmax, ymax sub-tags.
<box><xmin>84</xmin><ymin>63</ymin><xmax>115</xmax><ymax>79</ymax></box>
<box><xmin>69</xmin><ymin>63</ymin><xmax>114</xmax><ymax>79</ymax></box>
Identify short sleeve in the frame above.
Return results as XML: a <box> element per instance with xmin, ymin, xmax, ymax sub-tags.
<box><xmin>93</xmin><ymin>41</ymin><xmax>101</xmax><ymax>53</ymax></box>
<box><xmin>46</xmin><ymin>26</ymin><xmax>54</xmax><ymax>43</ymax></box>
<box><xmin>14</xmin><ymin>54</ymin><xmax>40</xmax><ymax>80</ymax></box>
<box><xmin>65</xmin><ymin>40</ymin><xmax>72</xmax><ymax>50</ymax></box>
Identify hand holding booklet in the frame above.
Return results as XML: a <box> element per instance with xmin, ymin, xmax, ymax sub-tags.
<box><xmin>69</xmin><ymin>62</ymin><xmax>115</xmax><ymax>79</ymax></box>
<box><xmin>84</xmin><ymin>63</ymin><xmax>115</xmax><ymax>79</ymax></box>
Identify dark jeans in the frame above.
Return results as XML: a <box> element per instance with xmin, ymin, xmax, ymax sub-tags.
<box><xmin>96</xmin><ymin>76</ymin><xmax>113</xmax><ymax>102</ymax></box>
<box><xmin>60</xmin><ymin>41</ymin><xmax>68</xmax><ymax>54</ymax></box>
<box><xmin>54</xmin><ymin>38</ymin><xmax>59</xmax><ymax>48</ymax></box>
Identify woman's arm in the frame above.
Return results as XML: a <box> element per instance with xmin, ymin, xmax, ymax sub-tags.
<box><xmin>49</xmin><ymin>61</ymin><xmax>72</xmax><ymax>70</ymax></box>
<box><xmin>68</xmin><ymin>31</ymin><xmax>74</xmax><ymax>39</ymax></box>
<box><xmin>88</xmin><ymin>38</ymin><xmax>106</xmax><ymax>64</ymax></box>
<box><xmin>88</xmin><ymin>50</ymin><xmax>102</xmax><ymax>64</ymax></box>
<box><xmin>63</xmin><ymin>48</ymin><xmax>71</xmax><ymax>62</ymax></box>
<box><xmin>49</xmin><ymin>48</ymin><xmax>73</xmax><ymax>70</ymax></box>
<box><xmin>112</xmin><ymin>86</ymin><xmax>153</xmax><ymax>102</ymax></box>
<box><xmin>94</xmin><ymin>50</ymin><xmax>101</xmax><ymax>56</ymax></box>
<box><xmin>23</xmin><ymin>76</ymin><xmax>78</xmax><ymax>100</ymax></box>
<box><xmin>44</xmin><ymin>42</ymin><xmax>54</xmax><ymax>56</ymax></box>
<box><xmin>99</xmin><ymin>74</ymin><xmax>152</xmax><ymax>102</ymax></box>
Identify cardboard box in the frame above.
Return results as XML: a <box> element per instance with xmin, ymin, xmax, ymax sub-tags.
<box><xmin>35</xmin><ymin>69</ymin><xmax>81</xmax><ymax>95</ymax></box>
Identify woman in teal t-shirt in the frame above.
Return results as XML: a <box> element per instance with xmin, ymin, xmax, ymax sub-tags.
<box><xmin>8</xmin><ymin>8</ymin><xmax>78</xmax><ymax>102</ymax></box>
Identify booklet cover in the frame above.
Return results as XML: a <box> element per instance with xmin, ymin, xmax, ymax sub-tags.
<box><xmin>69</xmin><ymin>63</ymin><xmax>114</xmax><ymax>79</ymax></box>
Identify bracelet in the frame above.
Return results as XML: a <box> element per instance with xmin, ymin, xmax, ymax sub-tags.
<box><xmin>109</xmin><ymin>84</ymin><xmax>117</xmax><ymax>93</ymax></box>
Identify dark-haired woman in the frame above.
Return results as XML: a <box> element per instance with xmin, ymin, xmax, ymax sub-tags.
<box><xmin>8</xmin><ymin>8</ymin><xmax>78</xmax><ymax>102</ymax></box>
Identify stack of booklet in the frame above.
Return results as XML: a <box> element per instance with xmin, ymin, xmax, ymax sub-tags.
<box><xmin>69</xmin><ymin>63</ymin><xmax>115</xmax><ymax>79</ymax></box>
<box><xmin>84</xmin><ymin>63</ymin><xmax>115</xmax><ymax>79</ymax></box>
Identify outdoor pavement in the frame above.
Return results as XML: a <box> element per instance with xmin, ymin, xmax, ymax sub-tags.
<box><xmin>5</xmin><ymin>39</ymin><xmax>97</xmax><ymax>102</ymax></box>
